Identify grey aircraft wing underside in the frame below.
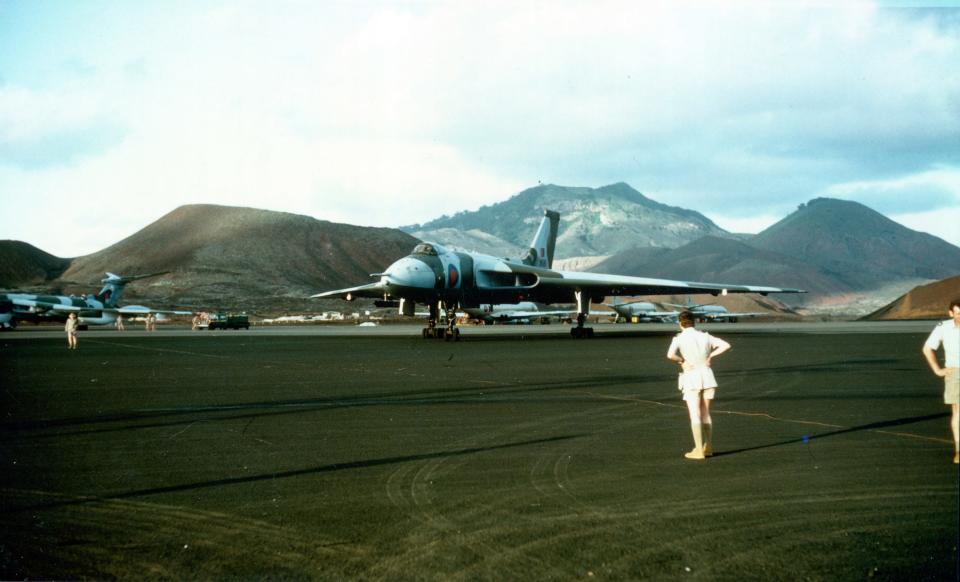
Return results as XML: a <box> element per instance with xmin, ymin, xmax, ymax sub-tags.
<box><xmin>527</xmin><ymin>268</ymin><xmax>805</xmax><ymax>299</ymax></box>
<box><xmin>312</xmin><ymin>268</ymin><xmax>803</xmax><ymax>302</ymax></box>
<box><xmin>311</xmin><ymin>281</ymin><xmax>387</xmax><ymax>300</ymax></box>
<box><xmin>115</xmin><ymin>306</ymin><xmax>194</xmax><ymax>315</ymax></box>
<box><xmin>11</xmin><ymin>298</ymin><xmax>191</xmax><ymax>315</ymax></box>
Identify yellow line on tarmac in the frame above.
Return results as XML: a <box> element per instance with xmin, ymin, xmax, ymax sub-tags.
<box><xmin>83</xmin><ymin>338</ymin><xmax>231</xmax><ymax>360</ymax></box>
<box><xmin>566</xmin><ymin>389</ymin><xmax>952</xmax><ymax>444</ymax></box>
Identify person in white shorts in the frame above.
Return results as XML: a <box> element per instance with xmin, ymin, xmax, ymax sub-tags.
<box><xmin>922</xmin><ymin>299</ymin><xmax>960</xmax><ymax>465</ymax></box>
<box><xmin>667</xmin><ymin>311</ymin><xmax>731</xmax><ymax>460</ymax></box>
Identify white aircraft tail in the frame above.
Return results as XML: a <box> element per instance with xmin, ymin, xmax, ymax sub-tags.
<box><xmin>520</xmin><ymin>210</ymin><xmax>560</xmax><ymax>269</ymax></box>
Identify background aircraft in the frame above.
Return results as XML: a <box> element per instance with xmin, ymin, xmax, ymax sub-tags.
<box><xmin>459</xmin><ymin>302</ymin><xmax>581</xmax><ymax>325</ymax></box>
<box><xmin>312</xmin><ymin>210</ymin><xmax>805</xmax><ymax>339</ymax></box>
<box><xmin>607</xmin><ymin>298</ymin><xmax>679</xmax><ymax>323</ymax></box>
<box><xmin>664</xmin><ymin>298</ymin><xmax>765</xmax><ymax>323</ymax></box>
<box><xmin>1</xmin><ymin>272</ymin><xmax>191</xmax><ymax>329</ymax></box>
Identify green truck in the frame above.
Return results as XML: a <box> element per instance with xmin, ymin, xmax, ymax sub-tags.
<box><xmin>204</xmin><ymin>312</ymin><xmax>250</xmax><ymax>330</ymax></box>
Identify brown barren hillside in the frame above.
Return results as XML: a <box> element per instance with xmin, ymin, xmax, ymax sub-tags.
<box><xmin>751</xmin><ymin>198</ymin><xmax>960</xmax><ymax>289</ymax></box>
<box><xmin>0</xmin><ymin>241</ymin><xmax>71</xmax><ymax>289</ymax></box>
<box><xmin>60</xmin><ymin>205</ymin><xmax>420</xmax><ymax>310</ymax></box>
<box><xmin>862</xmin><ymin>275</ymin><xmax>960</xmax><ymax>320</ymax></box>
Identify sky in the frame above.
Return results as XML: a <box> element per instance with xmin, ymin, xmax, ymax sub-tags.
<box><xmin>1</xmin><ymin>0</ymin><xmax>959</xmax><ymax>257</ymax></box>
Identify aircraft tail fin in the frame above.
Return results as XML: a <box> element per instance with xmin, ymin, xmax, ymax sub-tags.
<box><xmin>95</xmin><ymin>271</ymin><xmax>168</xmax><ymax>307</ymax></box>
<box><xmin>520</xmin><ymin>210</ymin><xmax>560</xmax><ymax>269</ymax></box>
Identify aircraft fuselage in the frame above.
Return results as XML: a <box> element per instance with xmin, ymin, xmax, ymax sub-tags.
<box><xmin>0</xmin><ymin>292</ymin><xmax>117</xmax><ymax>325</ymax></box>
<box><xmin>375</xmin><ymin>244</ymin><xmax>562</xmax><ymax>307</ymax></box>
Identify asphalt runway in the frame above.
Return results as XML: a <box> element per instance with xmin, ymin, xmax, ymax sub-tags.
<box><xmin>2</xmin><ymin>323</ymin><xmax>958</xmax><ymax>580</ymax></box>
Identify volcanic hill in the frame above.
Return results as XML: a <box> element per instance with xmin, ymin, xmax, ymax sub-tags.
<box><xmin>61</xmin><ymin>205</ymin><xmax>419</xmax><ymax>311</ymax></box>
<box><xmin>862</xmin><ymin>275</ymin><xmax>960</xmax><ymax>320</ymax></box>
<box><xmin>0</xmin><ymin>241</ymin><xmax>71</xmax><ymax>290</ymax></box>
<box><xmin>750</xmin><ymin>198</ymin><xmax>960</xmax><ymax>290</ymax></box>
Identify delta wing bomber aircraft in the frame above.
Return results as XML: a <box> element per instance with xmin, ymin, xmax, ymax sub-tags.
<box><xmin>0</xmin><ymin>272</ymin><xmax>191</xmax><ymax>329</ymax></box>
<box><xmin>313</xmin><ymin>210</ymin><xmax>805</xmax><ymax>339</ymax></box>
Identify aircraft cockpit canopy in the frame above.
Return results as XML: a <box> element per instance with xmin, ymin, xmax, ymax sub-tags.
<box><xmin>411</xmin><ymin>242</ymin><xmax>447</xmax><ymax>256</ymax></box>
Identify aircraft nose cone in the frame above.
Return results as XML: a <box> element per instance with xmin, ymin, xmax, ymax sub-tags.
<box><xmin>383</xmin><ymin>257</ymin><xmax>436</xmax><ymax>289</ymax></box>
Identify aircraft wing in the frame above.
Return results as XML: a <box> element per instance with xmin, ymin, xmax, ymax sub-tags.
<box><xmin>9</xmin><ymin>298</ymin><xmax>77</xmax><ymax>313</ymax></box>
<box><xmin>638</xmin><ymin>311</ymin><xmax>681</xmax><ymax>322</ymax></box>
<box><xmin>494</xmin><ymin>309</ymin><xmax>577</xmax><ymax>320</ymax></box>
<box><xmin>702</xmin><ymin>312</ymin><xmax>766</xmax><ymax>320</ymax></box>
<box><xmin>536</xmin><ymin>270</ymin><xmax>805</xmax><ymax>298</ymax></box>
<box><xmin>10</xmin><ymin>298</ymin><xmax>190</xmax><ymax>315</ymax></box>
<box><xmin>311</xmin><ymin>281</ymin><xmax>387</xmax><ymax>300</ymax></box>
<box><xmin>115</xmin><ymin>306</ymin><xmax>194</xmax><ymax>315</ymax></box>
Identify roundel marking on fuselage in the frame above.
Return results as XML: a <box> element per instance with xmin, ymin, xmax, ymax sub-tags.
<box><xmin>448</xmin><ymin>264</ymin><xmax>459</xmax><ymax>287</ymax></box>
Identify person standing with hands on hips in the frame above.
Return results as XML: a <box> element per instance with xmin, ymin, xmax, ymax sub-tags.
<box><xmin>667</xmin><ymin>311</ymin><xmax>731</xmax><ymax>460</ymax></box>
<box><xmin>922</xmin><ymin>299</ymin><xmax>960</xmax><ymax>465</ymax></box>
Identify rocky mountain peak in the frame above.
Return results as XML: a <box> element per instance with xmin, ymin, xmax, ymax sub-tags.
<box><xmin>403</xmin><ymin>183</ymin><xmax>730</xmax><ymax>258</ymax></box>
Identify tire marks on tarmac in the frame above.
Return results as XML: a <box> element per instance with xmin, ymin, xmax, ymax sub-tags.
<box><xmin>1</xmin><ymin>488</ymin><xmax>369</xmax><ymax>580</ymax></box>
<box><xmin>374</xmin><ymin>399</ymin><xmax>641</xmax><ymax>579</ymax></box>
<box><xmin>365</xmin><ymin>382</ymin><xmax>954</xmax><ymax>579</ymax></box>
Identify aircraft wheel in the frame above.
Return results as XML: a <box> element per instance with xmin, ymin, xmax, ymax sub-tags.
<box><xmin>570</xmin><ymin>327</ymin><xmax>594</xmax><ymax>339</ymax></box>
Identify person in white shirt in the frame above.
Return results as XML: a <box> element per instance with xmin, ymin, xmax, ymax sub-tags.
<box><xmin>922</xmin><ymin>299</ymin><xmax>960</xmax><ymax>465</ymax></box>
<box><xmin>667</xmin><ymin>311</ymin><xmax>731</xmax><ymax>460</ymax></box>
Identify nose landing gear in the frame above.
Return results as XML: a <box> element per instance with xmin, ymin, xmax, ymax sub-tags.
<box><xmin>421</xmin><ymin>301</ymin><xmax>461</xmax><ymax>341</ymax></box>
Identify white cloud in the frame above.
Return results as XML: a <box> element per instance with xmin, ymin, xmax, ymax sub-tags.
<box><xmin>891</xmin><ymin>207</ymin><xmax>960</xmax><ymax>247</ymax></box>
<box><xmin>1</xmin><ymin>0</ymin><xmax>958</xmax><ymax>256</ymax></box>
<box><xmin>708</xmin><ymin>213</ymin><xmax>782</xmax><ymax>236</ymax></box>
<box><xmin>823</xmin><ymin>166</ymin><xmax>960</xmax><ymax>214</ymax></box>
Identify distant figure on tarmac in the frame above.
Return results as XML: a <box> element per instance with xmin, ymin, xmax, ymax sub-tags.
<box><xmin>922</xmin><ymin>299</ymin><xmax>960</xmax><ymax>465</ymax></box>
<box><xmin>115</xmin><ymin>313</ymin><xmax>124</xmax><ymax>331</ymax></box>
<box><xmin>667</xmin><ymin>311</ymin><xmax>731</xmax><ymax>460</ymax></box>
<box><xmin>65</xmin><ymin>313</ymin><xmax>79</xmax><ymax>350</ymax></box>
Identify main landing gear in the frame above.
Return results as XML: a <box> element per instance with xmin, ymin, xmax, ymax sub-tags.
<box><xmin>570</xmin><ymin>312</ymin><xmax>594</xmax><ymax>339</ymax></box>
<box><xmin>422</xmin><ymin>302</ymin><xmax>460</xmax><ymax>341</ymax></box>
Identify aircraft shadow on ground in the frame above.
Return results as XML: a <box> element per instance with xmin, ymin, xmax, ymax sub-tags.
<box><xmin>2</xmin><ymin>357</ymin><xmax>921</xmax><ymax>441</ymax></box>
<box><xmin>6</xmin><ymin>433</ymin><xmax>588</xmax><ymax>513</ymax></box>
<box><xmin>0</xmin><ymin>373</ymin><xmax>666</xmax><ymax>440</ymax></box>
<box><xmin>712</xmin><ymin>412</ymin><xmax>949</xmax><ymax>458</ymax></box>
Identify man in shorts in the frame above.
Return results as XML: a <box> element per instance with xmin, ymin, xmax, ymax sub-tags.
<box><xmin>922</xmin><ymin>299</ymin><xmax>960</xmax><ymax>464</ymax></box>
<box><xmin>64</xmin><ymin>312</ymin><xmax>79</xmax><ymax>350</ymax></box>
<box><xmin>667</xmin><ymin>311</ymin><xmax>731</xmax><ymax>460</ymax></box>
